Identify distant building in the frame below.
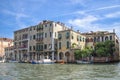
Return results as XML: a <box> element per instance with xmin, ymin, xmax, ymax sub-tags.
<box><xmin>5</xmin><ymin>46</ymin><xmax>14</xmax><ymax>61</ymax></box>
<box><xmin>82</xmin><ymin>30</ymin><xmax>119</xmax><ymax>61</ymax></box>
<box><xmin>0</xmin><ymin>38</ymin><xmax>13</xmax><ymax>59</ymax></box>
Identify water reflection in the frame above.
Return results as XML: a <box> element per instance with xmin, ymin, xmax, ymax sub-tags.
<box><xmin>0</xmin><ymin>63</ymin><xmax>120</xmax><ymax>80</ymax></box>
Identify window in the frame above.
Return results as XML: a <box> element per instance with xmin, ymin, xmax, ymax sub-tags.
<box><xmin>66</xmin><ymin>32</ymin><xmax>70</xmax><ymax>39</ymax></box>
<box><xmin>29</xmin><ymin>46</ymin><xmax>32</xmax><ymax>51</ymax></box>
<box><xmin>55</xmin><ymin>32</ymin><xmax>56</xmax><ymax>37</ymax></box>
<box><xmin>44</xmin><ymin>44</ymin><xmax>47</xmax><ymax>49</ymax></box>
<box><xmin>80</xmin><ymin>36</ymin><xmax>81</xmax><ymax>41</ymax></box>
<box><xmin>94</xmin><ymin>37</ymin><xmax>96</xmax><ymax>42</ymax></box>
<box><xmin>105</xmin><ymin>36</ymin><xmax>108</xmax><ymax>41</ymax></box>
<box><xmin>33</xmin><ymin>35</ymin><xmax>36</xmax><ymax>40</ymax></box>
<box><xmin>41</xmin><ymin>45</ymin><xmax>43</xmax><ymax>51</ymax></box>
<box><xmin>83</xmin><ymin>38</ymin><xmax>84</xmax><ymax>42</ymax></box>
<box><xmin>50</xmin><ymin>23</ymin><xmax>52</xmax><ymax>26</ymax></box>
<box><xmin>50</xmin><ymin>32</ymin><xmax>52</xmax><ymax>37</ymax></box>
<box><xmin>34</xmin><ymin>27</ymin><xmax>36</xmax><ymax>30</ymax></box>
<box><xmin>30</xmin><ymin>28</ymin><xmax>32</xmax><ymax>31</ymax></box>
<box><xmin>110</xmin><ymin>36</ymin><xmax>112</xmax><ymax>40</ymax></box>
<box><xmin>45</xmin><ymin>33</ymin><xmax>47</xmax><ymax>38</ymax></box>
<box><xmin>45</xmin><ymin>24</ymin><xmax>47</xmax><ymax>27</ymax></box>
<box><xmin>66</xmin><ymin>41</ymin><xmax>69</xmax><ymax>49</ymax></box>
<box><xmin>77</xmin><ymin>36</ymin><xmax>79</xmax><ymax>41</ymax></box>
<box><xmin>58</xmin><ymin>34</ymin><xmax>62</xmax><ymax>39</ymax></box>
<box><xmin>72</xmin><ymin>36</ymin><xmax>74</xmax><ymax>39</ymax></box>
<box><xmin>59</xmin><ymin>42</ymin><xmax>61</xmax><ymax>49</ymax></box>
<box><xmin>97</xmin><ymin>36</ymin><xmax>100</xmax><ymax>42</ymax></box>
<box><xmin>33</xmin><ymin>46</ymin><xmax>35</xmax><ymax>50</ymax></box>
<box><xmin>30</xmin><ymin>36</ymin><xmax>32</xmax><ymax>40</ymax></box>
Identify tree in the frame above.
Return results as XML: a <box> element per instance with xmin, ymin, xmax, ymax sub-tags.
<box><xmin>95</xmin><ymin>40</ymin><xmax>115</xmax><ymax>57</ymax></box>
<box><xmin>74</xmin><ymin>47</ymin><xmax>93</xmax><ymax>60</ymax></box>
<box><xmin>74</xmin><ymin>50</ymin><xmax>82</xmax><ymax>60</ymax></box>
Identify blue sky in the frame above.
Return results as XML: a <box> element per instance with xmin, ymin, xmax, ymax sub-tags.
<box><xmin>0</xmin><ymin>0</ymin><xmax>120</xmax><ymax>39</ymax></box>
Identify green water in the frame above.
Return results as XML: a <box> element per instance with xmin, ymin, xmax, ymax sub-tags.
<box><xmin>0</xmin><ymin>63</ymin><xmax>120</xmax><ymax>80</ymax></box>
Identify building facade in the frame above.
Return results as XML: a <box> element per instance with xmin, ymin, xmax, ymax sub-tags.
<box><xmin>0</xmin><ymin>38</ymin><xmax>13</xmax><ymax>59</ymax></box>
<box><xmin>14</xmin><ymin>20</ymin><xmax>69</xmax><ymax>61</ymax></box>
<box><xmin>5</xmin><ymin>46</ymin><xmax>14</xmax><ymax>61</ymax></box>
<box><xmin>82</xmin><ymin>30</ymin><xmax>119</xmax><ymax>61</ymax></box>
<box><xmin>57</xmin><ymin>29</ymin><xmax>86</xmax><ymax>62</ymax></box>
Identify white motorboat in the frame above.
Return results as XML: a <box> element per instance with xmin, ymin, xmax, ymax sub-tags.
<box><xmin>31</xmin><ymin>59</ymin><xmax>55</xmax><ymax>64</ymax></box>
<box><xmin>43</xmin><ymin>59</ymin><xmax>55</xmax><ymax>64</ymax></box>
<box><xmin>0</xmin><ymin>59</ymin><xmax>5</xmax><ymax>63</ymax></box>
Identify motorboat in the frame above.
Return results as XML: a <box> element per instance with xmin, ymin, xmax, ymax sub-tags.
<box><xmin>0</xmin><ymin>59</ymin><xmax>5</xmax><ymax>63</ymax></box>
<box><xmin>43</xmin><ymin>59</ymin><xmax>55</xmax><ymax>64</ymax></box>
<box><xmin>31</xmin><ymin>59</ymin><xmax>55</xmax><ymax>64</ymax></box>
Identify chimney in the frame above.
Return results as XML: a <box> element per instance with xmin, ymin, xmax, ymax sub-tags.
<box><xmin>77</xmin><ymin>30</ymin><xmax>80</xmax><ymax>33</ymax></box>
<box><xmin>113</xmin><ymin>29</ymin><xmax>115</xmax><ymax>33</ymax></box>
<box><xmin>71</xmin><ymin>26</ymin><xmax>73</xmax><ymax>30</ymax></box>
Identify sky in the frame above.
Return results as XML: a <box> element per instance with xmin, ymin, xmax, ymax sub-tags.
<box><xmin>0</xmin><ymin>0</ymin><xmax>120</xmax><ymax>39</ymax></box>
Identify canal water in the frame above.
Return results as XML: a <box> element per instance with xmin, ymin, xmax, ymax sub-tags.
<box><xmin>0</xmin><ymin>63</ymin><xmax>120</xmax><ymax>80</ymax></box>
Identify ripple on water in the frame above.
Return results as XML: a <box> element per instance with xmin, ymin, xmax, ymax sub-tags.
<box><xmin>0</xmin><ymin>63</ymin><xmax>120</xmax><ymax>80</ymax></box>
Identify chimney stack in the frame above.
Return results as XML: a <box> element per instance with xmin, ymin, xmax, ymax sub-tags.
<box><xmin>113</xmin><ymin>29</ymin><xmax>115</xmax><ymax>33</ymax></box>
<box><xmin>71</xmin><ymin>26</ymin><xmax>73</xmax><ymax>30</ymax></box>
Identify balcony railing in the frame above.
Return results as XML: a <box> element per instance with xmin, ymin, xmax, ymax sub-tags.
<box><xmin>36</xmin><ymin>38</ymin><xmax>44</xmax><ymax>43</ymax></box>
<box><xmin>18</xmin><ymin>45</ymin><xmax>28</xmax><ymax>49</ymax></box>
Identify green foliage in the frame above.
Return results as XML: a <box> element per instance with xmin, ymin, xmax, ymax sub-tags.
<box><xmin>72</xmin><ymin>43</ymin><xmax>77</xmax><ymax>48</ymax></box>
<box><xmin>74</xmin><ymin>40</ymin><xmax>115</xmax><ymax>60</ymax></box>
<box><xmin>95</xmin><ymin>40</ymin><xmax>115</xmax><ymax>57</ymax></box>
<box><xmin>74</xmin><ymin>47</ymin><xmax>94</xmax><ymax>60</ymax></box>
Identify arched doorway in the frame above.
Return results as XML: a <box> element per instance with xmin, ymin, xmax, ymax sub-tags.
<box><xmin>59</xmin><ymin>52</ymin><xmax>64</xmax><ymax>60</ymax></box>
<box><xmin>65</xmin><ymin>52</ymin><xmax>70</xmax><ymax>62</ymax></box>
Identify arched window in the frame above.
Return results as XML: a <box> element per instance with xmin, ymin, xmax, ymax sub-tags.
<box><xmin>105</xmin><ymin>36</ymin><xmax>108</xmax><ymax>41</ymax></box>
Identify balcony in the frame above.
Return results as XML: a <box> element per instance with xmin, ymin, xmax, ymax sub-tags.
<box><xmin>18</xmin><ymin>45</ymin><xmax>28</xmax><ymax>50</ymax></box>
<box><xmin>36</xmin><ymin>26</ymin><xmax>43</xmax><ymax>31</ymax></box>
<box><xmin>36</xmin><ymin>38</ymin><xmax>44</xmax><ymax>43</ymax></box>
<box><xmin>21</xmin><ymin>38</ymin><xmax>28</xmax><ymax>41</ymax></box>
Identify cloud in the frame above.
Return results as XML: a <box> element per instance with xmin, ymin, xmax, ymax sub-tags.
<box><xmin>77</xmin><ymin>4</ymin><xmax>120</xmax><ymax>15</ymax></box>
<box><xmin>53</xmin><ymin>4</ymin><xmax>120</xmax><ymax>18</ymax></box>
<box><xmin>2</xmin><ymin>9</ymin><xmax>29</xmax><ymax>29</ymax></box>
<box><xmin>68</xmin><ymin>17</ymin><xmax>120</xmax><ymax>37</ymax></box>
<box><xmin>68</xmin><ymin>15</ymin><xmax>99</xmax><ymax>30</ymax></box>
<box><xmin>105</xmin><ymin>11</ymin><xmax>120</xmax><ymax>18</ymax></box>
<box><xmin>2</xmin><ymin>9</ymin><xmax>28</xmax><ymax>18</ymax></box>
<box><xmin>69</xmin><ymin>0</ymin><xmax>87</xmax><ymax>5</ymax></box>
<box><xmin>95</xmin><ymin>4</ymin><xmax>120</xmax><ymax>11</ymax></box>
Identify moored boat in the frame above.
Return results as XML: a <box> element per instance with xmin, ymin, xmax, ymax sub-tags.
<box><xmin>0</xmin><ymin>59</ymin><xmax>5</xmax><ymax>63</ymax></box>
<box><xmin>8</xmin><ymin>60</ymin><xmax>18</xmax><ymax>63</ymax></box>
<box><xmin>31</xmin><ymin>59</ymin><xmax>55</xmax><ymax>64</ymax></box>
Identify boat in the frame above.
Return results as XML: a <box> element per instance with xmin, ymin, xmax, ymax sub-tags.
<box><xmin>43</xmin><ymin>59</ymin><xmax>55</xmax><ymax>64</ymax></box>
<box><xmin>0</xmin><ymin>59</ymin><xmax>5</xmax><ymax>63</ymax></box>
<box><xmin>76</xmin><ymin>60</ymin><xmax>91</xmax><ymax>64</ymax></box>
<box><xmin>31</xmin><ymin>59</ymin><xmax>55</xmax><ymax>64</ymax></box>
<box><xmin>8</xmin><ymin>60</ymin><xmax>18</xmax><ymax>63</ymax></box>
<box><xmin>56</xmin><ymin>60</ymin><xmax>65</xmax><ymax>64</ymax></box>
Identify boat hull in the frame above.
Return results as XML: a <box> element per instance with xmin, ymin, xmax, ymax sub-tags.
<box><xmin>31</xmin><ymin>59</ymin><xmax>55</xmax><ymax>64</ymax></box>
